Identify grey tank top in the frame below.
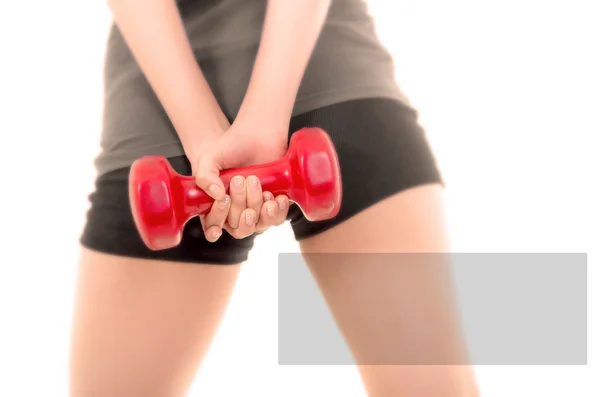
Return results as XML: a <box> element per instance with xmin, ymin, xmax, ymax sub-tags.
<box><xmin>95</xmin><ymin>0</ymin><xmax>409</xmax><ymax>175</ymax></box>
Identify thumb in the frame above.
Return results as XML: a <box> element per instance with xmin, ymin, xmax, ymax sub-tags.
<box><xmin>194</xmin><ymin>147</ymin><xmax>227</xmax><ymax>201</ymax></box>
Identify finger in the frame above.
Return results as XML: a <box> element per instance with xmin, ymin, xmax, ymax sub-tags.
<box><xmin>256</xmin><ymin>200</ymin><xmax>279</xmax><ymax>233</ymax></box>
<box><xmin>274</xmin><ymin>195</ymin><xmax>290</xmax><ymax>226</ymax></box>
<box><xmin>246</xmin><ymin>175</ymin><xmax>263</xmax><ymax>223</ymax></box>
<box><xmin>263</xmin><ymin>191</ymin><xmax>274</xmax><ymax>202</ymax></box>
<box><xmin>224</xmin><ymin>208</ymin><xmax>256</xmax><ymax>239</ymax></box>
<box><xmin>202</xmin><ymin>195</ymin><xmax>231</xmax><ymax>242</ymax></box>
<box><xmin>199</xmin><ymin>213</ymin><xmax>220</xmax><ymax>241</ymax></box>
<box><xmin>194</xmin><ymin>153</ymin><xmax>225</xmax><ymax>201</ymax></box>
<box><xmin>256</xmin><ymin>191</ymin><xmax>275</xmax><ymax>233</ymax></box>
<box><xmin>227</xmin><ymin>176</ymin><xmax>246</xmax><ymax>229</ymax></box>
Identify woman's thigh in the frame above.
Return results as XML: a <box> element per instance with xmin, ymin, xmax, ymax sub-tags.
<box><xmin>70</xmin><ymin>249</ymin><xmax>241</xmax><ymax>397</ymax></box>
<box><xmin>300</xmin><ymin>186</ymin><xmax>478</xmax><ymax>397</ymax></box>
<box><xmin>288</xmin><ymin>98</ymin><xmax>479</xmax><ymax>396</ymax></box>
<box><xmin>72</xmin><ymin>157</ymin><xmax>256</xmax><ymax>397</ymax></box>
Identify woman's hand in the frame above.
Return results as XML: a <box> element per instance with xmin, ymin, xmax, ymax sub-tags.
<box><xmin>108</xmin><ymin>0</ymin><xmax>328</xmax><ymax>242</ymax></box>
<box><xmin>190</xmin><ymin>0</ymin><xmax>331</xmax><ymax>243</ymax></box>
<box><xmin>192</xmin><ymin>118</ymin><xmax>291</xmax><ymax>242</ymax></box>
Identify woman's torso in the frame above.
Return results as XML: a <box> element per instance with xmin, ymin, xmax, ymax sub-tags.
<box><xmin>97</xmin><ymin>0</ymin><xmax>409</xmax><ymax>175</ymax></box>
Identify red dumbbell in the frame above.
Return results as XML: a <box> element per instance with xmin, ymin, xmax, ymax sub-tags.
<box><xmin>129</xmin><ymin>127</ymin><xmax>342</xmax><ymax>250</ymax></box>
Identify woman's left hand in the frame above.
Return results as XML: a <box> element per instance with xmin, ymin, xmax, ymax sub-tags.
<box><xmin>193</xmin><ymin>116</ymin><xmax>291</xmax><ymax>240</ymax></box>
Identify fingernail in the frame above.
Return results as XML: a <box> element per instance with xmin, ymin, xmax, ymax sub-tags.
<box><xmin>245</xmin><ymin>212</ymin><xmax>254</xmax><ymax>226</ymax></box>
<box><xmin>248</xmin><ymin>175</ymin><xmax>259</xmax><ymax>188</ymax></box>
<box><xmin>218</xmin><ymin>195</ymin><xmax>230</xmax><ymax>209</ymax></box>
<box><xmin>208</xmin><ymin>184</ymin><xmax>223</xmax><ymax>200</ymax></box>
<box><xmin>264</xmin><ymin>192</ymin><xmax>273</xmax><ymax>201</ymax></box>
<box><xmin>277</xmin><ymin>198</ymin><xmax>287</xmax><ymax>211</ymax></box>
<box><xmin>211</xmin><ymin>231</ymin><xmax>222</xmax><ymax>241</ymax></box>
<box><xmin>267</xmin><ymin>202</ymin><xmax>276</xmax><ymax>217</ymax></box>
<box><xmin>233</xmin><ymin>176</ymin><xmax>244</xmax><ymax>189</ymax></box>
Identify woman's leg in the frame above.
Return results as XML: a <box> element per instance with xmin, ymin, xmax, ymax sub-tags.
<box><xmin>71</xmin><ymin>157</ymin><xmax>258</xmax><ymax>396</ymax></box>
<box><xmin>69</xmin><ymin>248</ymin><xmax>241</xmax><ymax>397</ymax></box>
<box><xmin>284</xmin><ymin>98</ymin><xmax>480</xmax><ymax>396</ymax></box>
<box><xmin>299</xmin><ymin>185</ymin><xmax>479</xmax><ymax>397</ymax></box>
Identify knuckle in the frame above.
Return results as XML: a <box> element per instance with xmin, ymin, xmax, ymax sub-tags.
<box><xmin>231</xmin><ymin>191</ymin><xmax>245</xmax><ymax>203</ymax></box>
<box><xmin>195</xmin><ymin>174</ymin><xmax>211</xmax><ymax>187</ymax></box>
<box><xmin>234</xmin><ymin>230</ymin><xmax>247</xmax><ymax>239</ymax></box>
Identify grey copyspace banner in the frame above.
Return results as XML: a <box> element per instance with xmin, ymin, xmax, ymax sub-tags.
<box><xmin>278</xmin><ymin>253</ymin><xmax>587</xmax><ymax>365</ymax></box>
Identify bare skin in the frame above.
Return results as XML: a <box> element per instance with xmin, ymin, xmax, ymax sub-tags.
<box><xmin>69</xmin><ymin>176</ymin><xmax>287</xmax><ymax>397</ymax></box>
<box><xmin>69</xmin><ymin>250</ymin><xmax>241</xmax><ymax>397</ymax></box>
<box><xmin>70</xmin><ymin>185</ymin><xmax>480</xmax><ymax>397</ymax></box>
<box><xmin>74</xmin><ymin>1</ymin><xmax>481</xmax><ymax>395</ymax></box>
<box><xmin>300</xmin><ymin>185</ymin><xmax>480</xmax><ymax>397</ymax></box>
<box><xmin>71</xmin><ymin>1</ymin><xmax>328</xmax><ymax>395</ymax></box>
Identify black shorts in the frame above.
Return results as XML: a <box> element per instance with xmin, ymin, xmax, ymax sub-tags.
<box><xmin>80</xmin><ymin>98</ymin><xmax>443</xmax><ymax>264</ymax></box>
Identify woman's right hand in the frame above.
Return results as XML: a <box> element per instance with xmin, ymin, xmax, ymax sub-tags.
<box><xmin>187</xmin><ymin>132</ymin><xmax>290</xmax><ymax>243</ymax></box>
<box><xmin>201</xmin><ymin>174</ymin><xmax>289</xmax><ymax>242</ymax></box>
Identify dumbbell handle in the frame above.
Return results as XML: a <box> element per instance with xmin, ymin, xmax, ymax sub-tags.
<box><xmin>178</xmin><ymin>158</ymin><xmax>292</xmax><ymax>217</ymax></box>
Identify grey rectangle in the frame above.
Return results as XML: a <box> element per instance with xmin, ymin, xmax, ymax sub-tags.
<box><xmin>278</xmin><ymin>253</ymin><xmax>587</xmax><ymax>365</ymax></box>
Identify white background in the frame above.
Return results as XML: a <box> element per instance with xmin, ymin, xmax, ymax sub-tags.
<box><xmin>0</xmin><ymin>0</ymin><xmax>599</xmax><ymax>396</ymax></box>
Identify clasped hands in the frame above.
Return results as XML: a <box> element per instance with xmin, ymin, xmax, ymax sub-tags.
<box><xmin>185</xmin><ymin>112</ymin><xmax>291</xmax><ymax>242</ymax></box>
